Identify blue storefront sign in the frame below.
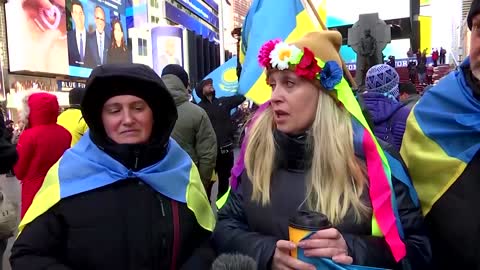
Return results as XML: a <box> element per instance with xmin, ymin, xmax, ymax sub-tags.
<box><xmin>57</xmin><ymin>80</ymin><xmax>86</xmax><ymax>91</ymax></box>
<box><xmin>176</xmin><ymin>0</ymin><xmax>219</xmax><ymax>28</ymax></box>
<box><xmin>165</xmin><ymin>1</ymin><xmax>219</xmax><ymax>41</ymax></box>
<box><xmin>202</xmin><ymin>0</ymin><xmax>218</xmax><ymax>11</ymax></box>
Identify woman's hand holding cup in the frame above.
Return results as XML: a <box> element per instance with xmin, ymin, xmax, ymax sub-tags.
<box><xmin>298</xmin><ymin>228</ymin><xmax>353</xmax><ymax>265</ymax></box>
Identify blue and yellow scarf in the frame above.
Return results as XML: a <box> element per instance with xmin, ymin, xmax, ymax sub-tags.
<box><xmin>401</xmin><ymin>58</ymin><xmax>480</xmax><ymax>216</ymax></box>
<box><xmin>19</xmin><ymin>132</ymin><xmax>215</xmax><ymax>233</ymax></box>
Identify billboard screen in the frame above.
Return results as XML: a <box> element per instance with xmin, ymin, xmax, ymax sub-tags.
<box><xmin>326</xmin><ymin>0</ymin><xmax>410</xmax><ymax>27</ymax></box>
<box><xmin>5</xmin><ymin>0</ymin><xmax>70</xmax><ymax>75</ymax></box>
<box><xmin>5</xmin><ymin>0</ymin><xmax>132</xmax><ymax>78</ymax></box>
<box><xmin>152</xmin><ymin>26</ymin><xmax>184</xmax><ymax>76</ymax></box>
<box><xmin>66</xmin><ymin>0</ymin><xmax>132</xmax><ymax>77</ymax></box>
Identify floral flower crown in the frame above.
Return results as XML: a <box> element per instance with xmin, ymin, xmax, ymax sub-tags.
<box><xmin>258</xmin><ymin>39</ymin><xmax>343</xmax><ymax>91</ymax></box>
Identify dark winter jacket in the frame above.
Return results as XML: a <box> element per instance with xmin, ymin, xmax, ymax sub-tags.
<box><xmin>14</xmin><ymin>92</ymin><xmax>71</xmax><ymax>218</ymax></box>
<box><xmin>195</xmin><ymin>81</ymin><xmax>245</xmax><ymax>148</ymax></box>
<box><xmin>361</xmin><ymin>92</ymin><xmax>410</xmax><ymax>151</ymax></box>
<box><xmin>10</xmin><ymin>64</ymin><xmax>215</xmax><ymax>270</ymax></box>
<box><xmin>163</xmin><ymin>74</ymin><xmax>217</xmax><ymax>186</ymax></box>
<box><xmin>213</xmin><ymin>131</ymin><xmax>431</xmax><ymax>270</ymax></box>
<box><xmin>0</xmin><ymin>111</ymin><xmax>17</xmax><ymax>174</ymax></box>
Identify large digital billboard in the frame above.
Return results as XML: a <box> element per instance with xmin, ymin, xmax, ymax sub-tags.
<box><xmin>5</xmin><ymin>0</ymin><xmax>132</xmax><ymax>78</ymax></box>
<box><xmin>326</xmin><ymin>0</ymin><xmax>410</xmax><ymax>27</ymax></box>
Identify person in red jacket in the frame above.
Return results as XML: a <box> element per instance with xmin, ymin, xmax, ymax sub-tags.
<box><xmin>14</xmin><ymin>91</ymin><xmax>71</xmax><ymax>218</ymax></box>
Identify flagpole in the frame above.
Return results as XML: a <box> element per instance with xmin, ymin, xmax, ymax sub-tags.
<box><xmin>304</xmin><ymin>0</ymin><xmax>358</xmax><ymax>90</ymax></box>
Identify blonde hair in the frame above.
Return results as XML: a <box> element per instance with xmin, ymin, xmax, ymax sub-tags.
<box><xmin>245</xmin><ymin>89</ymin><xmax>369</xmax><ymax>225</ymax></box>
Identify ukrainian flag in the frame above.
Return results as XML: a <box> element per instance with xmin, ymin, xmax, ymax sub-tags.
<box><xmin>238</xmin><ymin>0</ymin><xmax>323</xmax><ymax>104</ymax></box>
<box><xmin>19</xmin><ymin>132</ymin><xmax>215</xmax><ymax>234</ymax></box>
<box><xmin>400</xmin><ymin>59</ymin><xmax>480</xmax><ymax>216</ymax></box>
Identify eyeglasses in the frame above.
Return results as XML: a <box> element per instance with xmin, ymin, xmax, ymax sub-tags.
<box><xmin>95</xmin><ymin>17</ymin><xmax>105</xmax><ymax>22</ymax></box>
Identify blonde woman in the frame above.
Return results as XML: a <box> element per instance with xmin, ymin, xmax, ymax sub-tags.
<box><xmin>212</xmin><ymin>32</ymin><xmax>431</xmax><ymax>270</ymax></box>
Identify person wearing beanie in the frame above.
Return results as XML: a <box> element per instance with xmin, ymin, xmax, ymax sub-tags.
<box><xmin>400</xmin><ymin>1</ymin><xmax>480</xmax><ymax>269</ymax></box>
<box><xmin>359</xmin><ymin>64</ymin><xmax>411</xmax><ymax>151</ymax></box>
<box><xmin>195</xmin><ymin>78</ymin><xmax>245</xmax><ymax>200</ymax></box>
<box><xmin>57</xmin><ymin>87</ymin><xmax>89</xmax><ymax>146</ymax></box>
<box><xmin>399</xmin><ymin>82</ymin><xmax>420</xmax><ymax>109</ymax></box>
<box><xmin>213</xmin><ymin>31</ymin><xmax>430</xmax><ymax>270</ymax></box>
<box><xmin>161</xmin><ymin>64</ymin><xmax>218</xmax><ymax>191</ymax></box>
<box><xmin>14</xmin><ymin>91</ymin><xmax>72</xmax><ymax>218</ymax></box>
<box><xmin>11</xmin><ymin>64</ymin><xmax>215</xmax><ymax>270</ymax></box>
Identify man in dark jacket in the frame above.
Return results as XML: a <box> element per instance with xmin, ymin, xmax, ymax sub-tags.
<box><xmin>196</xmin><ymin>79</ymin><xmax>245</xmax><ymax>199</ymax></box>
<box><xmin>401</xmin><ymin>1</ymin><xmax>480</xmax><ymax>268</ymax></box>
<box><xmin>161</xmin><ymin>64</ymin><xmax>217</xmax><ymax>190</ymax></box>
<box><xmin>399</xmin><ymin>82</ymin><xmax>420</xmax><ymax>109</ymax></box>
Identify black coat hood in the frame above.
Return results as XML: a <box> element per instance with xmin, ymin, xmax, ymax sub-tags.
<box><xmin>81</xmin><ymin>64</ymin><xmax>178</xmax><ymax>170</ymax></box>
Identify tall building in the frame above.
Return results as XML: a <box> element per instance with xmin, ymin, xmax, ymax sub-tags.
<box><xmin>232</xmin><ymin>0</ymin><xmax>252</xmax><ymax>28</ymax></box>
<box><xmin>462</xmin><ymin>0</ymin><xmax>473</xmax><ymax>21</ymax></box>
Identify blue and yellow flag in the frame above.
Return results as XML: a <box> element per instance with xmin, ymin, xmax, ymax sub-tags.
<box><xmin>238</xmin><ymin>0</ymin><xmax>322</xmax><ymax>104</ymax></box>
<box><xmin>19</xmin><ymin>132</ymin><xmax>215</xmax><ymax>234</ymax></box>
<box><xmin>194</xmin><ymin>56</ymin><xmax>239</xmax><ymax>101</ymax></box>
<box><xmin>400</xmin><ymin>59</ymin><xmax>480</xmax><ymax>215</ymax></box>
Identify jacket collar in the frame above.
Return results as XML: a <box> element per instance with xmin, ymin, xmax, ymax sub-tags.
<box><xmin>274</xmin><ymin>130</ymin><xmax>312</xmax><ymax>172</ymax></box>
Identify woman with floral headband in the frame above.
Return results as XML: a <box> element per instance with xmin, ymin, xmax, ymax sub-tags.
<box><xmin>212</xmin><ymin>31</ymin><xmax>431</xmax><ymax>270</ymax></box>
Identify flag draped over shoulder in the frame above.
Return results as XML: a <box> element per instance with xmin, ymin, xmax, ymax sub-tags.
<box><xmin>238</xmin><ymin>0</ymin><xmax>321</xmax><ymax>104</ymax></box>
<box><xmin>19</xmin><ymin>132</ymin><xmax>215</xmax><ymax>234</ymax></box>
<box><xmin>400</xmin><ymin>59</ymin><xmax>480</xmax><ymax>216</ymax></box>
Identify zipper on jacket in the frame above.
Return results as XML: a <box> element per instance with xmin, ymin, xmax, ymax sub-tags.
<box><xmin>158</xmin><ymin>196</ymin><xmax>166</xmax><ymax>217</ymax></box>
<box><xmin>133</xmin><ymin>149</ymin><xmax>140</xmax><ymax>169</ymax></box>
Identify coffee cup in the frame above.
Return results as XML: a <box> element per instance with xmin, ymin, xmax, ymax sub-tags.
<box><xmin>288</xmin><ymin>211</ymin><xmax>332</xmax><ymax>258</ymax></box>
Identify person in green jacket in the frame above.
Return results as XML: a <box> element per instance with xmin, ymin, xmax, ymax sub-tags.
<box><xmin>162</xmin><ymin>65</ymin><xmax>217</xmax><ymax>191</ymax></box>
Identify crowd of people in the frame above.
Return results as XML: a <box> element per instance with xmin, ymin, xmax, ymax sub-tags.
<box><xmin>0</xmin><ymin>1</ymin><xmax>479</xmax><ymax>269</ymax></box>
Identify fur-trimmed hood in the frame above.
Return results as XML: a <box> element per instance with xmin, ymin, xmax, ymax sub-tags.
<box><xmin>19</xmin><ymin>91</ymin><xmax>59</xmax><ymax>128</ymax></box>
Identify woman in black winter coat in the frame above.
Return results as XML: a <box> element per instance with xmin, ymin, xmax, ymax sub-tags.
<box><xmin>10</xmin><ymin>64</ymin><xmax>215</xmax><ymax>270</ymax></box>
<box><xmin>213</xmin><ymin>32</ymin><xmax>431</xmax><ymax>270</ymax></box>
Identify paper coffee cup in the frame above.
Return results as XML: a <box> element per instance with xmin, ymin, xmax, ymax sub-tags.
<box><xmin>288</xmin><ymin>211</ymin><xmax>332</xmax><ymax>258</ymax></box>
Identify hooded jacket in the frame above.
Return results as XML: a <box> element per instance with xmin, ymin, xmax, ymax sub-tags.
<box><xmin>14</xmin><ymin>92</ymin><xmax>71</xmax><ymax>218</ymax></box>
<box><xmin>0</xmin><ymin>110</ymin><xmax>17</xmax><ymax>174</ymax></box>
<box><xmin>57</xmin><ymin>88</ymin><xmax>88</xmax><ymax>146</ymax></box>
<box><xmin>11</xmin><ymin>64</ymin><xmax>215</xmax><ymax>270</ymax></box>
<box><xmin>162</xmin><ymin>74</ymin><xmax>217</xmax><ymax>186</ymax></box>
<box><xmin>195</xmin><ymin>80</ymin><xmax>245</xmax><ymax>147</ymax></box>
<box><xmin>361</xmin><ymin>92</ymin><xmax>410</xmax><ymax>151</ymax></box>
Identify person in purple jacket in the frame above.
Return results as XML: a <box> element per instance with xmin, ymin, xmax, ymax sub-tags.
<box><xmin>360</xmin><ymin>64</ymin><xmax>411</xmax><ymax>151</ymax></box>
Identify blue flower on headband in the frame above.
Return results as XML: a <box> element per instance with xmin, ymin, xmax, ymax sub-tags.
<box><xmin>320</xmin><ymin>61</ymin><xmax>343</xmax><ymax>91</ymax></box>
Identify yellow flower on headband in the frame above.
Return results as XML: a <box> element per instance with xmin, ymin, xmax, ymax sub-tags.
<box><xmin>269</xmin><ymin>42</ymin><xmax>302</xmax><ymax>70</ymax></box>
